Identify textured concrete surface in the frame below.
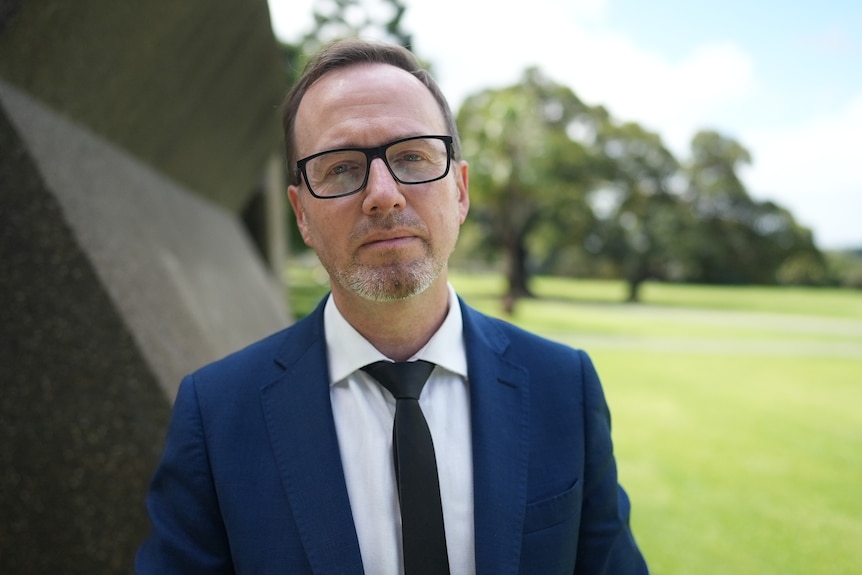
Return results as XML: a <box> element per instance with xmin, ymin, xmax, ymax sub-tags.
<box><xmin>0</xmin><ymin>1</ymin><xmax>291</xmax><ymax>573</ymax></box>
<box><xmin>1</xmin><ymin>95</ymin><xmax>171</xmax><ymax>575</ymax></box>
<box><xmin>1</xmin><ymin>79</ymin><xmax>289</xmax><ymax>395</ymax></box>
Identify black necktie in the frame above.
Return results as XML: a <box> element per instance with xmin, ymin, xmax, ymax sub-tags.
<box><xmin>362</xmin><ymin>360</ymin><xmax>451</xmax><ymax>575</ymax></box>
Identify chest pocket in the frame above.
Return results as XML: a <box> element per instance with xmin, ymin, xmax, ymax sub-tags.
<box><xmin>523</xmin><ymin>479</ymin><xmax>582</xmax><ymax>534</ymax></box>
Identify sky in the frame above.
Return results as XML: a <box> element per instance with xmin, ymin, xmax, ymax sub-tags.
<box><xmin>268</xmin><ymin>0</ymin><xmax>862</xmax><ymax>249</ymax></box>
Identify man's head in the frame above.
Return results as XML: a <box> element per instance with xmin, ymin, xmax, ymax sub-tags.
<box><xmin>282</xmin><ymin>38</ymin><xmax>462</xmax><ymax>187</ymax></box>
<box><xmin>283</xmin><ymin>38</ymin><xmax>469</xmax><ymax>305</ymax></box>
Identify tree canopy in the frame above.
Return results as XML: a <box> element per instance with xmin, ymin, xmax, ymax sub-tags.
<box><xmin>457</xmin><ymin>67</ymin><xmax>601</xmax><ymax>298</ymax></box>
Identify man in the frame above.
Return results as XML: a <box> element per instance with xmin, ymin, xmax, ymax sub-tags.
<box><xmin>136</xmin><ymin>38</ymin><xmax>648</xmax><ymax>574</ymax></box>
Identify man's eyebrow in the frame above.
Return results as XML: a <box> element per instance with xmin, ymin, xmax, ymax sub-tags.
<box><xmin>311</xmin><ymin>134</ymin><xmax>430</xmax><ymax>154</ymax></box>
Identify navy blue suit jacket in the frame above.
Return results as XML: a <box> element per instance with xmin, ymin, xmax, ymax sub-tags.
<box><xmin>137</xmin><ymin>296</ymin><xmax>648</xmax><ymax>574</ymax></box>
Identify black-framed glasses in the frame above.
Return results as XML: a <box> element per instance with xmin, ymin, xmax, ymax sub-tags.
<box><xmin>297</xmin><ymin>135</ymin><xmax>454</xmax><ymax>199</ymax></box>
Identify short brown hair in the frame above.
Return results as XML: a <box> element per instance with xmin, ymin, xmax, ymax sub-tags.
<box><xmin>281</xmin><ymin>38</ymin><xmax>461</xmax><ymax>185</ymax></box>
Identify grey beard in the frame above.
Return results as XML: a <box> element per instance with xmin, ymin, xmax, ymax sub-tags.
<box><xmin>335</xmin><ymin>257</ymin><xmax>442</xmax><ymax>302</ymax></box>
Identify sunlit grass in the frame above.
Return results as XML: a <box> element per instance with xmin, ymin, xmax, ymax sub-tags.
<box><xmin>640</xmin><ymin>281</ymin><xmax>862</xmax><ymax>319</ymax></box>
<box><xmin>458</xmin><ymin>273</ymin><xmax>862</xmax><ymax>319</ymax></box>
<box><xmin>596</xmin><ymin>352</ymin><xmax>862</xmax><ymax>575</ymax></box>
<box><xmin>287</xmin><ymin>264</ymin><xmax>862</xmax><ymax>574</ymax></box>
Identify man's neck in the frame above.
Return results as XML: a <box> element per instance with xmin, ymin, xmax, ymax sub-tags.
<box><xmin>329</xmin><ymin>278</ymin><xmax>451</xmax><ymax>362</ymax></box>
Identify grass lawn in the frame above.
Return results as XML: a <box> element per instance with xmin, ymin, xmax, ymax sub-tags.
<box><xmin>287</xmin><ymin>264</ymin><xmax>862</xmax><ymax>574</ymax></box>
<box><xmin>597</xmin><ymin>351</ymin><xmax>861</xmax><ymax>574</ymax></box>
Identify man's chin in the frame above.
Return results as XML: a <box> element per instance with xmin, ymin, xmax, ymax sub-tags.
<box><xmin>339</xmin><ymin>263</ymin><xmax>438</xmax><ymax>302</ymax></box>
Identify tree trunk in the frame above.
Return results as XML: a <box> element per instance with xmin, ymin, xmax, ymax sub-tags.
<box><xmin>625</xmin><ymin>256</ymin><xmax>652</xmax><ymax>303</ymax></box>
<box><xmin>626</xmin><ymin>279</ymin><xmax>639</xmax><ymax>303</ymax></box>
<box><xmin>505</xmin><ymin>235</ymin><xmax>533</xmax><ymax>301</ymax></box>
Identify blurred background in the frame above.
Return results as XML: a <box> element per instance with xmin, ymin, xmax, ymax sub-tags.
<box><xmin>1</xmin><ymin>0</ymin><xmax>859</xmax><ymax>573</ymax></box>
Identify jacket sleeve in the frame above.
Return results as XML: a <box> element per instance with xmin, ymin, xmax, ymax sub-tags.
<box><xmin>574</xmin><ymin>350</ymin><xmax>649</xmax><ymax>575</ymax></box>
<box><xmin>135</xmin><ymin>374</ymin><xmax>234</xmax><ymax>574</ymax></box>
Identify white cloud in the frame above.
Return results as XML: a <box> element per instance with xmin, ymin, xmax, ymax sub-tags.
<box><xmin>551</xmin><ymin>38</ymin><xmax>755</xmax><ymax>153</ymax></box>
<box><xmin>403</xmin><ymin>1</ymin><xmax>756</xmax><ymax>158</ymax></box>
<box><xmin>745</xmin><ymin>96</ymin><xmax>862</xmax><ymax>194</ymax></box>
<box><xmin>741</xmin><ymin>96</ymin><xmax>862</xmax><ymax>248</ymax></box>
<box><xmin>269</xmin><ymin>0</ymin><xmax>315</xmax><ymax>40</ymax></box>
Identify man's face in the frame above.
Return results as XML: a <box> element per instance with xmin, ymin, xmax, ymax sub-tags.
<box><xmin>287</xmin><ymin>63</ymin><xmax>469</xmax><ymax>303</ymax></box>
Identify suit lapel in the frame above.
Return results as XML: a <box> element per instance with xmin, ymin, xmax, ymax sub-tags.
<box><xmin>260</xmin><ymin>301</ymin><xmax>364</xmax><ymax>575</ymax></box>
<box><xmin>461</xmin><ymin>301</ymin><xmax>530</xmax><ymax>575</ymax></box>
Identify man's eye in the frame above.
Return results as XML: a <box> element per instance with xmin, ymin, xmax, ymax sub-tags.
<box><xmin>394</xmin><ymin>152</ymin><xmax>428</xmax><ymax>164</ymax></box>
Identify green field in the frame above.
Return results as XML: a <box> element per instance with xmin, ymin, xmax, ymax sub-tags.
<box><xmin>288</xmin><ymin>265</ymin><xmax>862</xmax><ymax>574</ymax></box>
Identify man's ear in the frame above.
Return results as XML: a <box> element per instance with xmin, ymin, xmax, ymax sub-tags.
<box><xmin>287</xmin><ymin>185</ymin><xmax>313</xmax><ymax>247</ymax></box>
<box><xmin>454</xmin><ymin>160</ymin><xmax>470</xmax><ymax>224</ymax></box>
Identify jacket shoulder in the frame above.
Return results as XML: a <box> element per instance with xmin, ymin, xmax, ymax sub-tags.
<box><xmin>190</xmin><ymin>300</ymin><xmax>326</xmax><ymax>396</ymax></box>
<box><xmin>459</xmin><ymin>298</ymin><xmax>586</xmax><ymax>362</ymax></box>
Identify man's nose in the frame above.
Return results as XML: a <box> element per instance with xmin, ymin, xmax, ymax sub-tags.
<box><xmin>362</xmin><ymin>157</ymin><xmax>406</xmax><ymax>215</ymax></box>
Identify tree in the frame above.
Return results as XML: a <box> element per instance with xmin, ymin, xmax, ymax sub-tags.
<box><xmin>683</xmin><ymin>130</ymin><xmax>826</xmax><ymax>284</ymax></box>
<box><xmin>299</xmin><ymin>0</ymin><xmax>413</xmax><ymax>52</ymax></box>
<box><xmin>457</xmin><ymin>68</ymin><xmax>601</xmax><ymax>301</ymax></box>
<box><xmin>825</xmin><ymin>249</ymin><xmax>862</xmax><ymax>288</ymax></box>
<box><xmin>590</xmin><ymin>120</ymin><xmax>689</xmax><ymax>302</ymax></box>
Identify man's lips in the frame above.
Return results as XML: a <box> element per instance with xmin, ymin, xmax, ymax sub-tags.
<box><xmin>360</xmin><ymin>231</ymin><xmax>419</xmax><ymax>248</ymax></box>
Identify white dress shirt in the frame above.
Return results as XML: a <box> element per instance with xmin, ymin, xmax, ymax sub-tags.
<box><xmin>325</xmin><ymin>283</ymin><xmax>475</xmax><ymax>575</ymax></box>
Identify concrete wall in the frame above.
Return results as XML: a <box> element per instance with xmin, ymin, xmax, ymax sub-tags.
<box><xmin>0</xmin><ymin>0</ymin><xmax>287</xmax><ymax>211</ymax></box>
<box><xmin>0</xmin><ymin>1</ymin><xmax>292</xmax><ymax>572</ymax></box>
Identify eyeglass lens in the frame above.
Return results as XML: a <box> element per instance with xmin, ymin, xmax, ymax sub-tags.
<box><xmin>303</xmin><ymin>137</ymin><xmax>450</xmax><ymax>198</ymax></box>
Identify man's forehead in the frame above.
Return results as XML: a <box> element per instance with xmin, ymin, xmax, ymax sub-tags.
<box><xmin>306</xmin><ymin>62</ymin><xmax>431</xmax><ymax>105</ymax></box>
<box><xmin>295</xmin><ymin>63</ymin><xmax>446</xmax><ymax>150</ymax></box>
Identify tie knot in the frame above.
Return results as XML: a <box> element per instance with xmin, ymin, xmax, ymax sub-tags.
<box><xmin>362</xmin><ymin>360</ymin><xmax>435</xmax><ymax>400</ymax></box>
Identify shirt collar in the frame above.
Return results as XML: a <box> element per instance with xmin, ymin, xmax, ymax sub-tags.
<box><xmin>324</xmin><ymin>283</ymin><xmax>467</xmax><ymax>385</ymax></box>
